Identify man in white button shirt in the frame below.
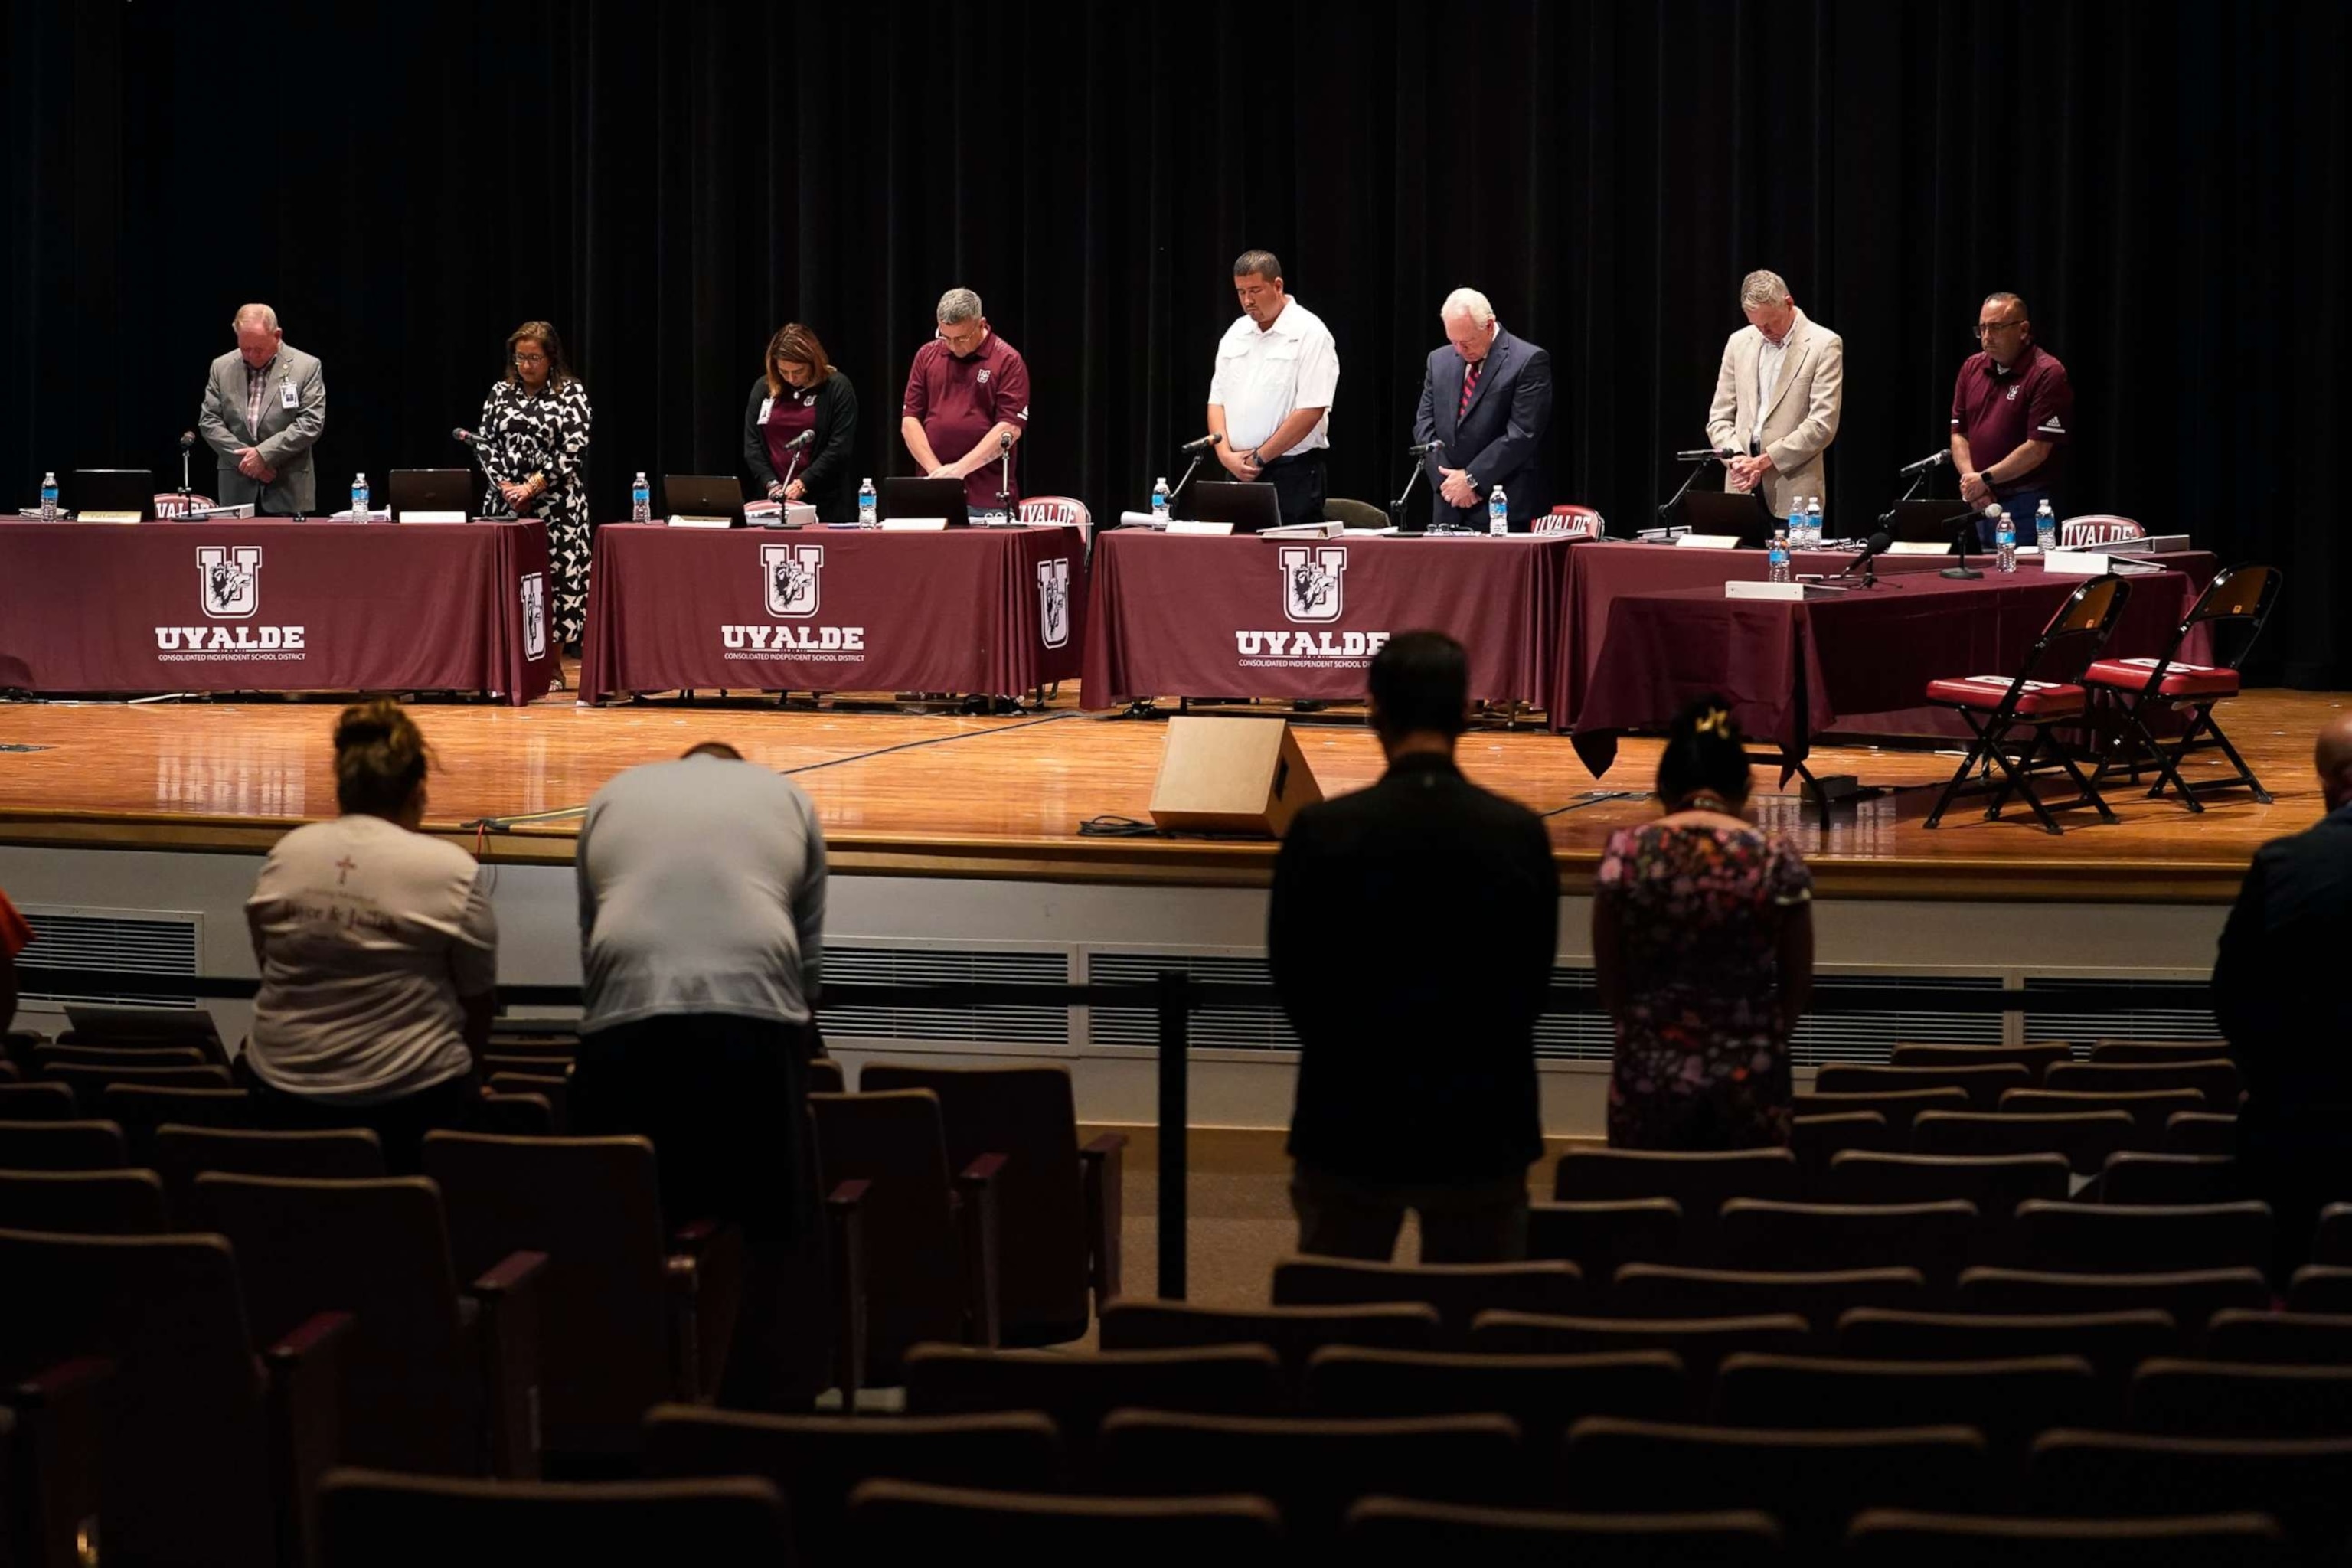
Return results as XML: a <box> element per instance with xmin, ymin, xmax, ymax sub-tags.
<box><xmin>1704</xmin><ymin>269</ymin><xmax>1844</xmax><ymax>523</ymax></box>
<box><xmin>1205</xmin><ymin>250</ymin><xmax>1341</xmax><ymax>528</ymax></box>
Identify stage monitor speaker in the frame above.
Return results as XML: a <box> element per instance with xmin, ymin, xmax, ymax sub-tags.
<box><xmin>1148</xmin><ymin>716</ymin><xmax>1322</xmax><ymax>838</ymax></box>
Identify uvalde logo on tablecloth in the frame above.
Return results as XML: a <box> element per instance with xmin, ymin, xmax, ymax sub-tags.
<box><xmin>520</xmin><ymin>571</ymin><xmax>547</xmax><ymax>661</ymax></box>
<box><xmin>1233</xmin><ymin>544</ymin><xmax>1389</xmax><ymax>665</ymax></box>
<box><xmin>1037</xmin><ymin>557</ymin><xmax>1071</xmax><ymax>648</ymax></box>
<box><xmin>722</xmin><ymin>544</ymin><xmax>865</xmax><ymax>657</ymax></box>
<box><xmin>154</xmin><ymin>546</ymin><xmax>307</xmax><ymax>657</ymax></box>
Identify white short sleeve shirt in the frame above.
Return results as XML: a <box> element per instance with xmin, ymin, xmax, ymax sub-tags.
<box><xmin>1207</xmin><ymin>298</ymin><xmax>1338</xmax><ymax>455</ymax></box>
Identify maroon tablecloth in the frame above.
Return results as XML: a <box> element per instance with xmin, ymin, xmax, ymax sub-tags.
<box><xmin>1082</xmin><ymin>528</ymin><xmax>1571</xmax><ymax>705</ymax></box>
<box><xmin>578</xmin><ymin>524</ymin><xmax>1085</xmax><ymax>701</ymax></box>
<box><xmin>1550</xmin><ymin>541</ymin><xmax>2220</xmax><ymax>732</ymax></box>
<box><xmin>0</xmin><ymin>520</ymin><xmax>557</xmax><ymax>702</ymax></box>
<box><xmin>1570</xmin><ymin>565</ymin><xmax>2208</xmax><ymax>776</ymax></box>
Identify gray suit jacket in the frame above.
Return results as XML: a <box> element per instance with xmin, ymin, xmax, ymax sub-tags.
<box><xmin>198</xmin><ymin>344</ymin><xmax>327</xmax><ymax>511</ymax></box>
<box><xmin>1704</xmin><ymin>308</ymin><xmax>1843</xmax><ymax>519</ymax></box>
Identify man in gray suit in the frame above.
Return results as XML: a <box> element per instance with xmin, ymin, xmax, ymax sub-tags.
<box><xmin>1704</xmin><ymin>270</ymin><xmax>1843</xmax><ymax>523</ymax></box>
<box><xmin>198</xmin><ymin>303</ymin><xmax>326</xmax><ymax>514</ymax></box>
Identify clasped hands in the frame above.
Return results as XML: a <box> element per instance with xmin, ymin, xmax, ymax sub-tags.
<box><xmin>234</xmin><ymin>447</ymin><xmax>277</xmax><ymax>484</ymax></box>
<box><xmin>1723</xmin><ymin>452</ymin><xmax>1775</xmax><ymax>492</ymax></box>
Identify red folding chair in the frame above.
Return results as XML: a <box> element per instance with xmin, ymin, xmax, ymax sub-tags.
<box><xmin>1922</xmin><ymin>575</ymin><xmax>2130</xmax><ymax>835</ymax></box>
<box><xmin>2085</xmin><ymin>564</ymin><xmax>2280</xmax><ymax>812</ymax></box>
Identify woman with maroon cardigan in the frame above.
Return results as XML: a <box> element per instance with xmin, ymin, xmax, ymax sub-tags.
<box><xmin>743</xmin><ymin>322</ymin><xmax>859</xmax><ymax>522</ymax></box>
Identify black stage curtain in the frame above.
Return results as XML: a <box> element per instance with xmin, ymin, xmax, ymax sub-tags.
<box><xmin>6</xmin><ymin>0</ymin><xmax>2344</xmax><ymax>681</ymax></box>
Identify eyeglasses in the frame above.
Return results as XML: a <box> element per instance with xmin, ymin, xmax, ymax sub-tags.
<box><xmin>512</xmin><ymin>351</ymin><xmax>548</xmax><ymax>365</ymax></box>
<box><xmin>1974</xmin><ymin>320</ymin><xmax>2024</xmax><ymax>338</ymax></box>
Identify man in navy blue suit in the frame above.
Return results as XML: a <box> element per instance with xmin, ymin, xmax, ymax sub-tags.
<box><xmin>1411</xmin><ymin>289</ymin><xmax>1554</xmax><ymax>531</ymax></box>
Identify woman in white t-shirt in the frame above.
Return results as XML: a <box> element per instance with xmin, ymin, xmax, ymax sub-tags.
<box><xmin>244</xmin><ymin>699</ymin><xmax>495</xmax><ymax>1171</ymax></box>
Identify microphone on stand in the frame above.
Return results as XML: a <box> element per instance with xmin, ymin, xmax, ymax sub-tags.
<box><xmin>781</xmin><ymin>428</ymin><xmax>815</xmax><ymax>452</ymax></box>
<box><xmin>1897</xmin><ymin>449</ymin><xmax>1949</xmax><ymax>477</ymax></box>
<box><xmin>1407</xmin><ymin>438</ymin><xmax>1445</xmax><ymax>457</ymax></box>
<box><xmin>1939</xmin><ymin>505</ymin><xmax>2001</xmax><ymax>580</ymax></box>
<box><xmin>1178</xmin><ymin>432</ymin><xmax>1223</xmax><ymax>455</ymax></box>
<box><xmin>1831</xmin><ymin>530</ymin><xmax>1896</xmax><ymax>587</ymax></box>
<box><xmin>1674</xmin><ymin>447</ymin><xmax>1734</xmax><ymax>462</ymax></box>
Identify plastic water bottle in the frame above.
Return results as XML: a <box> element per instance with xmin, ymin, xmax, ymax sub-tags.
<box><xmin>1768</xmin><ymin>531</ymin><xmax>1792</xmax><ymax>583</ymax></box>
<box><xmin>1151</xmin><ymin>476</ymin><xmax>1171</xmax><ymax>523</ymax></box>
<box><xmin>38</xmin><ymin>471</ymin><xmax>58</xmax><ymax>521</ymax></box>
<box><xmin>1996</xmin><ymin>510</ymin><xmax>2017</xmax><ymax>573</ymax></box>
<box><xmin>1488</xmin><ymin>485</ymin><xmax>1509</xmax><ymax>536</ymax></box>
<box><xmin>858</xmin><ymin>476</ymin><xmax>878</xmax><ymax>526</ymax></box>
<box><xmin>630</xmin><ymin>472</ymin><xmax>651</xmax><ymax>522</ymax></box>
<box><xmin>2035</xmin><ymin>499</ymin><xmax>2056</xmax><ymax>553</ymax></box>
<box><xmin>351</xmin><ymin>472</ymin><xmax>369</xmax><ymax>521</ymax></box>
<box><xmin>1805</xmin><ymin>495</ymin><xmax>1824</xmax><ymax>547</ymax></box>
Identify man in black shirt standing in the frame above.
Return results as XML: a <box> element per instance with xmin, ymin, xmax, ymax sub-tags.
<box><xmin>1269</xmin><ymin>631</ymin><xmax>1558</xmax><ymax>1261</ymax></box>
<box><xmin>2214</xmin><ymin>712</ymin><xmax>2352</xmax><ymax>1281</ymax></box>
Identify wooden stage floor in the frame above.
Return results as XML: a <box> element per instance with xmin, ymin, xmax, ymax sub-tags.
<box><xmin>0</xmin><ymin>679</ymin><xmax>2337</xmax><ymax>901</ymax></box>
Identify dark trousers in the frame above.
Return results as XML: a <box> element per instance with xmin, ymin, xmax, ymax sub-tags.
<box><xmin>1289</xmin><ymin>1161</ymin><xmax>1530</xmax><ymax>1263</ymax></box>
<box><xmin>1259</xmin><ymin>450</ymin><xmax>1328</xmax><ymax>528</ymax></box>
<box><xmin>571</xmin><ymin>1013</ymin><xmax>818</xmax><ymax>1409</ymax></box>
<box><xmin>246</xmin><ymin>1067</ymin><xmax>481</xmax><ymax>1176</ymax></box>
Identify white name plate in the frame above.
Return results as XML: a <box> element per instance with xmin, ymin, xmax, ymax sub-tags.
<box><xmin>1165</xmin><ymin>520</ymin><xmax>1233</xmax><ymax>536</ymax></box>
<box><xmin>1886</xmin><ymin>541</ymin><xmax>1952</xmax><ymax>556</ymax></box>
<box><xmin>668</xmin><ymin>514</ymin><xmax>733</xmax><ymax>529</ymax></box>
<box><xmin>1675</xmin><ymin>533</ymin><xmax>1743</xmax><ymax>550</ymax></box>
<box><xmin>880</xmin><ymin>518</ymin><xmax>950</xmax><ymax>531</ymax></box>
<box><xmin>1726</xmin><ymin>580</ymin><xmax>1811</xmax><ymax>602</ymax></box>
<box><xmin>2041</xmin><ymin>550</ymin><xmax>2111</xmax><ymax>576</ymax></box>
<box><xmin>399</xmin><ymin>510</ymin><xmax>467</xmax><ymax>524</ymax></box>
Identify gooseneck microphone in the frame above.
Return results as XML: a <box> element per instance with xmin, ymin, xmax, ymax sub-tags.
<box><xmin>1178</xmin><ymin>432</ymin><xmax>1223</xmax><ymax>455</ymax></box>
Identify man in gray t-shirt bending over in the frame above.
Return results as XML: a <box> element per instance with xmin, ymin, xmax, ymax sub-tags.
<box><xmin>571</xmin><ymin>739</ymin><xmax>827</xmax><ymax>1406</ymax></box>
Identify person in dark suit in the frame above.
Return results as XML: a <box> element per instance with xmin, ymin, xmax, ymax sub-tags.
<box><xmin>1410</xmin><ymin>289</ymin><xmax>1553</xmax><ymax>530</ymax></box>
<box><xmin>1269</xmin><ymin>631</ymin><xmax>1558</xmax><ymax>1261</ymax></box>
<box><xmin>2213</xmin><ymin>712</ymin><xmax>2352</xmax><ymax>1282</ymax></box>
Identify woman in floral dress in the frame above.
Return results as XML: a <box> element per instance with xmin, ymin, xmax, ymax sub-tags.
<box><xmin>478</xmin><ymin>319</ymin><xmax>593</xmax><ymax>650</ymax></box>
<box><xmin>1594</xmin><ymin>699</ymin><xmax>1815</xmax><ymax>1148</ymax></box>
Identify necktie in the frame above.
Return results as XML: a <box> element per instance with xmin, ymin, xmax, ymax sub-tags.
<box><xmin>1459</xmin><ymin>360</ymin><xmax>1480</xmax><ymax>418</ymax></box>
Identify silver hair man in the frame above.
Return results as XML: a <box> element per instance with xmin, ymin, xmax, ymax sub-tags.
<box><xmin>231</xmin><ymin>302</ymin><xmax>281</xmax><ymax>332</ymax></box>
<box><xmin>935</xmin><ymin>288</ymin><xmax>983</xmax><ymax>325</ymax></box>
<box><xmin>1739</xmin><ymin>270</ymin><xmax>1791</xmax><ymax>309</ymax></box>
<box><xmin>1440</xmin><ymin>287</ymin><xmax>1496</xmax><ymax>326</ymax></box>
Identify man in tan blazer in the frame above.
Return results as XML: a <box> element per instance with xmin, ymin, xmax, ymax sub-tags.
<box><xmin>198</xmin><ymin>303</ymin><xmax>326</xmax><ymax>514</ymax></box>
<box><xmin>1704</xmin><ymin>270</ymin><xmax>1843</xmax><ymax>521</ymax></box>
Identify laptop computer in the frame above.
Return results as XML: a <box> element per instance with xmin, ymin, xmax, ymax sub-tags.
<box><xmin>878</xmin><ymin>477</ymin><xmax>972</xmax><ymax>525</ymax></box>
<box><xmin>69</xmin><ymin>469</ymin><xmax>155</xmax><ymax>519</ymax></box>
<box><xmin>662</xmin><ymin>474</ymin><xmax>746</xmax><ymax>525</ymax></box>
<box><xmin>1884</xmin><ymin>498</ymin><xmax>1986</xmax><ymax>547</ymax></box>
<box><xmin>1187</xmin><ymin>480</ymin><xmax>1285</xmax><ymax>535</ymax></box>
<box><xmin>387</xmin><ymin>468</ymin><xmax>476</xmax><ymax>519</ymax></box>
<box><xmin>1675</xmin><ymin>488</ymin><xmax>1776</xmax><ymax>547</ymax></box>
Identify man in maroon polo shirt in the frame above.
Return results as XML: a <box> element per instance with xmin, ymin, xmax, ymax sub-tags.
<box><xmin>900</xmin><ymin>287</ymin><xmax>1031</xmax><ymax>514</ymax></box>
<box><xmin>1950</xmin><ymin>290</ymin><xmax>2073</xmax><ymax>545</ymax></box>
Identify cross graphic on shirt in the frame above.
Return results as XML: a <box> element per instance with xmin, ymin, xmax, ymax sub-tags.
<box><xmin>334</xmin><ymin>857</ymin><xmax>357</xmax><ymax>885</ymax></box>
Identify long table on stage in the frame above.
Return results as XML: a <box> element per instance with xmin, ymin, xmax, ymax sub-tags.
<box><xmin>577</xmin><ymin>523</ymin><xmax>1086</xmax><ymax>703</ymax></box>
<box><xmin>1082</xmin><ymin>527</ymin><xmax>1571</xmax><ymax>706</ymax></box>
<box><xmin>1567</xmin><ymin>563</ymin><xmax>2211</xmax><ymax>778</ymax></box>
<box><xmin>0</xmin><ymin>519</ymin><xmax>557</xmax><ymax>703</ymax></box>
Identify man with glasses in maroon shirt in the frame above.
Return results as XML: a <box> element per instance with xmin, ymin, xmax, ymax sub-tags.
<box><xmin>1951</xmin><ymin>291</ymin><xmax>2073</xmax><ymax>545</ymax></box>
<box><xmin>900</xmin><ymin>287</ymin><xmax>1031</xmax><ymax>515</ymax></box>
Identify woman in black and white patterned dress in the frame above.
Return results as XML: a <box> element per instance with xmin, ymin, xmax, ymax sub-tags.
<box><xmin>479</xmin><ymin>320</ymin><xmax>593</xmax><ymax>648</ymax></box>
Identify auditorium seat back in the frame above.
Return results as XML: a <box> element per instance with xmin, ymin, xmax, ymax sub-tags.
<box><xmin>0</xmin><ymin>1167</ymin><xmax>168</xmax><ymax>1235</ymax></box>
<box><xmin>0</xmin><ymin>1119</ymin><xmax>128</xmax><ymax>1171</ymax></box>
<box><xmin>1271</xmin><ymin>1257</ymin><xmax>1583</xmax><ymax>1344</ymax></box>
<box><xmin>317</xmin><ymin>1470</ymin><xmax>788</xmax><ymax>1568</ymax></box>
<box><xmin>846</xmin><ymin>1478</ymin><xmax>1283</xmax><ymax>1563</ymax></box>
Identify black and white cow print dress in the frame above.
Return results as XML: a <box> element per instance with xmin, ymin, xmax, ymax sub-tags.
<box><xmin>477</xmin><ymin>377</ymin><xmax>594</xmax><ymax>645</ymax></box>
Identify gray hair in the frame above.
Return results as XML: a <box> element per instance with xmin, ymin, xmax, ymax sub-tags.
<box><xmin>1440</xmin><ymin>287</ymin><xmax>1496</xmax><ymax>327</ymax></box>
<box><xmin>935</xmin><ymin>288</ymin><xmax>984</xmax><ymax>326</ymax></box>
<box><xmin>1981</xmin><ymin>290</ymin><xmax>2028</xmax><ymax>320</ymax></box>
<box><xmin>1738</xmin><ymin>271</ymin><xmax>1791</xmax><ymax>309</ymax></box>
<box><xmin>230</xmin><ymin>302</ymin><xmax>280</xmax><ymax>333</ymax></box>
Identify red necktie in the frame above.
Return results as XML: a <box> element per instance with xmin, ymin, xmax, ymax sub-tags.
<box><xmin>1459</xmin><ymin>360</ymin><xmax>1480</xmax><ymax>418</ymax></box>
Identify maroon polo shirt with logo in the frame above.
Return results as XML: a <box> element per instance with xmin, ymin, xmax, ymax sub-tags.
<box><xmin>901</xmin><ymin>332</ymin><xmax>1032</xmax><ymax>510</ymax></box>
<box><xmin>1951</xmin><ymin>341</ymin><xmax>2073</xmax><ymax>501</ymax></box>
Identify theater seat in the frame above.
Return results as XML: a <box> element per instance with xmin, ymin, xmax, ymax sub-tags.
<box><xmin>1844</xmin><ymin>1508</ymin><xmax>2286</xmax><ymax>1568</ymax></box>
<box><xmin>847</xmin><ymin>1479</ymin><xmax>1282</xmax><ymax>1563</ymax></box>
<box><xmin>318</xmin><ymin>1470</ymin><xmax>788</xmax><ymax>1568</ymax></box>
<box><xmin>1344</xmin><ymin>1498</ymin><xmax>1784</xmax><ymax>1566</ymax></box>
